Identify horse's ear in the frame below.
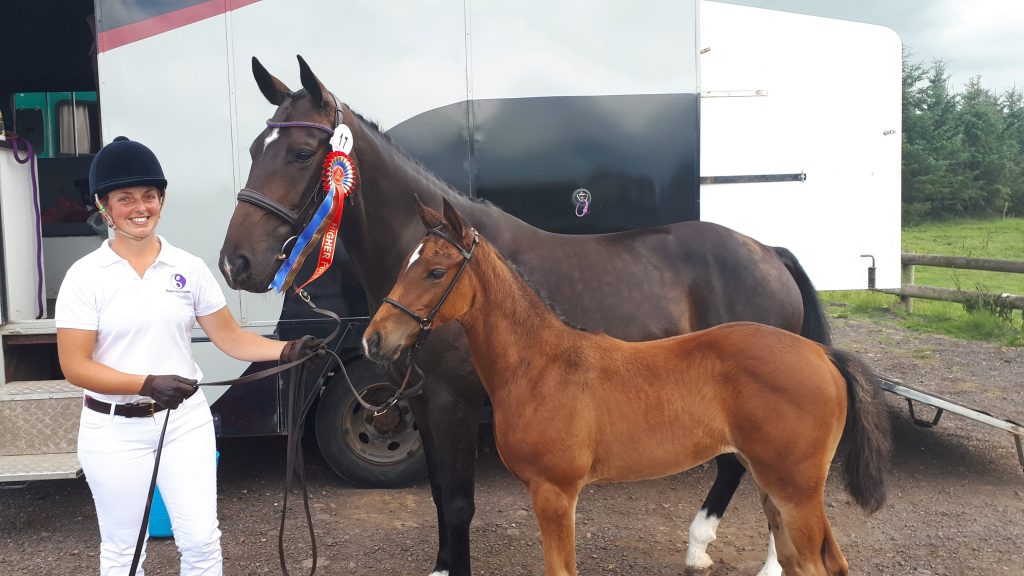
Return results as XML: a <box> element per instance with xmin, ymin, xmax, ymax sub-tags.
<box><xmin>252</xmin><ymin>57</ymin><xmax>291</xmax><ymax>106</ymax></box>
<box><xmin>442</xmin><ymin>198</ymin><xmax>470</xmax><ymax>243</ymax></box>
<box><xmin>416</xmin><ymin>195</ymin><xmax>444</xmax><ymax>230</ymax></box>
<box><xmin>297</xmin><ymin>55</ymin><xmax>327</xmax><ymax>109</ymax></box>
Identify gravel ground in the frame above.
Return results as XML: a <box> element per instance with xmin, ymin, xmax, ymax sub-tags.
<box><xmin>2</xmin><ymin>317</ymin><xmax>1022</xmax><ymax>575</ymax></box>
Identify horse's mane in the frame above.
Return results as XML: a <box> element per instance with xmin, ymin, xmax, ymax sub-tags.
<box><xmin>338</xmin><ymin>100</ymin><xmax>498</xmax><ymax>211</ymax></box>
<box><xmin>505</xmin><ymin>259</ymin><xmax>588</xmax><ymax>333</ymax></box>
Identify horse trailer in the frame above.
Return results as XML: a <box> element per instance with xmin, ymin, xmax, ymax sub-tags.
<box><xmin>0</xmin><ymin>0</ymin><xmax>901</xmax><ymax>485</ymax></box>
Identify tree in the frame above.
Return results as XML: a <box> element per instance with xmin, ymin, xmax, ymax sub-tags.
<box><xmin>902</xmin><ymin>57</ymin><xmax>971</xmax><ymax>222</ymax></box>
<box><xmin>1001</xmin><ymin>86</ymin><xmax>1024</xmax><ymax>214</ymax></box>
<box><xmin>900</xmin><ymin>56</ymin><xmax>1023</xmax><ymax>221</ymax></box>
<box><xmin>956</xmin><ymin>76</ymin><xmax>1012</xmax><ymax>216</ymax></box>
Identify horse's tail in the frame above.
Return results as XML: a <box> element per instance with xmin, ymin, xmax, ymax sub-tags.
<box><xmin>828</xmin><ymin>348</ymin><xmax>892</xmax><ymax>513</ymax></box>
<box><xmin>773</xmin><ymin>246</ymin><xmax>832</xmax><ymax>346</ymax></box>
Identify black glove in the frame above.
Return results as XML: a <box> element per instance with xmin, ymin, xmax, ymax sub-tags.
<box><xmin>281</xmin><ymin>335</ymin><xmax>324</xmax><ymax>363</ymax></box>
<box><xmin>140</xmin><ymin>374</ymin><xmax>199</xmax><ymax>409</ymax></box>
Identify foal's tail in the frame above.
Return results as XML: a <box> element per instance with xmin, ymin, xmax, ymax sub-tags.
<box><xmin>828</xmin><ymin>348</ymin><xmax>892</xmax><ymax>513</ymax></box>
<box><xmin>773</xmin><ymin>247</ymin><xmax>832</xmax><ymax>346</ymax></box>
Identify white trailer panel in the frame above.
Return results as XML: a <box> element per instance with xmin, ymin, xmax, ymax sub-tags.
<box><xmin>700</xmin><ymin>1</ymin><xmax>902</xmax><ymax>290</ymax></box>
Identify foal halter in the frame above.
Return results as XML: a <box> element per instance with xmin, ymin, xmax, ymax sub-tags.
<box><xmin>236</xmin><ymin>93</ymin><xmax>348</xmax><ymax>238</ymax></box>
<box><xmin>383</xmin><ymin>227</ymin><xmax>480</xmax><ymax>348</ymax></box>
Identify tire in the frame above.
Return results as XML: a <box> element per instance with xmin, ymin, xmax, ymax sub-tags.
<box><xmin>314</xmin><ymin>359</ymin><xmax>427</xmax><ymax>488</ymax></box>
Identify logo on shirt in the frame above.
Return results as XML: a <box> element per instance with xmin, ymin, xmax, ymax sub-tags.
<box><xmin>167</xmin><ymin>273</ymin><xmax>191</xmax><ymax>294</ymax></box>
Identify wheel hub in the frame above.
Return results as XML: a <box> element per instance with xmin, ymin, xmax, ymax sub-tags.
<box><xmin>341</xmin><ymin>382</ymin><xmax>421</xmax><ymax>465</ymax></box>
<box><xmin>368</xmin><ymin>406</ymin><xmax>402</xmax><ymax>433</ymax></box>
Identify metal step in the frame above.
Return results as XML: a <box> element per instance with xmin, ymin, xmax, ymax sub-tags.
<box><xmin>0</xmin><ymin>380</ymin><xmax>82</xmax><ymax>481</ymax></box>
<box><xmin>0</xmin><ymin>379</ymin><xmax>80</xmax><ymax>399</ymax></box>
<box><xmin>0</xmin><ymin>453</ymin><xmax>82</xmax><ymax>482</ymax></box>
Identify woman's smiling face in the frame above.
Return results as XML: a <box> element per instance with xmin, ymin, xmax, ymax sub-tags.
<box><xmin>104</xmin><ymin>186</ymin><xmax>163</xmax><ymax>239</ymax></box>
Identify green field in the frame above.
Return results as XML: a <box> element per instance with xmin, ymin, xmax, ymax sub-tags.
<box><xmin>823</xmin><ymin>218</ymin><xmax>1024</xmax><ymax>346</ymax></box>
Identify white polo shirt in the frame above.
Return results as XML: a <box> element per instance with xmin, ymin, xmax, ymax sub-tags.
<box><xmin>55</xmin><ymin>235</ymin><xmax>227</xmax><ymax>404</ymax></box>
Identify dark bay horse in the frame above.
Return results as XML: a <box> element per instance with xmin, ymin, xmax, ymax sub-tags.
<box><xmin>363</xmin><ymin>199</ymin><xmax>891</xmax><ymax>576</ymax></box>
<box><xmin>219</xmin><ymin>56</ymin><xmax>834</xmax><ymax>576</ymax></box>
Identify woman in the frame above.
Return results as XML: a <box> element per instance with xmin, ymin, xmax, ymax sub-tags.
<box><xmin>55</xmin><ymin>136</ymin><xmax>317</xmax><ymax>575</ymax></box>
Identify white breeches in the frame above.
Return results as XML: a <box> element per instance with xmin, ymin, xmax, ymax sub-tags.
<box><xmin>78</xmin><ymin>392</ymin><xmax>222</xmax><ymax>576</ymax></box>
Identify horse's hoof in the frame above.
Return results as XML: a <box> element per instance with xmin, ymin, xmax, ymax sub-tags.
<box><xmin>684</xmin><ymin>552</ymin><xmax>715</xmax><ymax>574</ymax></box>
<box><xmin>685</xmin><ymin>550</ymin><xmax>714</xmax><ymax>572</ymax></box>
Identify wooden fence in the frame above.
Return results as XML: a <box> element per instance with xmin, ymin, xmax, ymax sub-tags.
<box><xmin>876</xmin><ymin>253</ymin><xmax>1024</xmax><ymax>312</ymax></box>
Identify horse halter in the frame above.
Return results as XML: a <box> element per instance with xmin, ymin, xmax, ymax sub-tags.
<box><xmin>236</xmin><ymin>93</ymin><xmax>347</xmax><ymax>250</ymax></box>
<box><xmin>383</xmin><ymin>227</ymin><xmax>480</xmax><ymax>348</ymax></box>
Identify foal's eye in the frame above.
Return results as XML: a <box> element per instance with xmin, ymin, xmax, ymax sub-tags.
<box><xmin>295</xmin><ymin>149</ymin><xmax>314</xmax><ymax>162</ymax></box>
<box><xmin>428</xmin><ymin>268</ymin><xmax>447</xmax><ymax>280</ymax></box>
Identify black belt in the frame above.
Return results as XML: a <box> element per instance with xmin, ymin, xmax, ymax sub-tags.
<box><xmin>84</xmin><ymin>395</ymin><xmax>167</xmax><ymax>418</ymax></box>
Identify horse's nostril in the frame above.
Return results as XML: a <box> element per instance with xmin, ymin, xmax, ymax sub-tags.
<box><xmin>368</xmin><ymin>331</ymin><xmax>383</xmax><ymax>356</ymax></box>
<box><xmin>219</xmin><ymin>251</ymin><xmax>253</xmax><ymax>289</ymax></box>
<box><xmin>231</xmin><ymin>253</ymin><xmax>251</xmax><ymax>278</ymax></box>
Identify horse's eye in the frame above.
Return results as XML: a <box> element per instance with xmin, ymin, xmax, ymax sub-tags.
<box><xmin>295</xmin><ymin>149</ymin><xmax>314</xmax><ymax>162</ymax></box>
<box><xmin>428</xmin><ymin>268</ymin><xmax>447</xmax><ymax>280</ymax></box>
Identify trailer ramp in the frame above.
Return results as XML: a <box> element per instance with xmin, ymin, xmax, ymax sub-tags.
<box><xmin>878</xmin><ymin>374</ymin><xmax>1024</xmax><ymax>472</ymax></box>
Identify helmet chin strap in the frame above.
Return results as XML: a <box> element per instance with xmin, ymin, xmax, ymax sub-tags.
<box><xmin>108</xmin><ymin>219</ymin><xmax>148</xmax><ymax>242</ymax></box>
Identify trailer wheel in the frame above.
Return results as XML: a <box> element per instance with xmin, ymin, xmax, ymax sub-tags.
<box><xmin>315</xmin><ymin>360</ymin><xmax>426</xmax><ymax>488</ymax></box>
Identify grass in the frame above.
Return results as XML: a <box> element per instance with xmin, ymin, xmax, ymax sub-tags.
<box><xmin>822</xmin><ymin>217</ymin><xmax>1024</xmax><ymax>346</ymax></box>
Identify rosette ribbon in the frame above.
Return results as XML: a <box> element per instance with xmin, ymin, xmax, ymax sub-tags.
<box><xmin>269</xmin><ymin>151</ymin><xmax>357</xmax><ymax>292</ymax></box>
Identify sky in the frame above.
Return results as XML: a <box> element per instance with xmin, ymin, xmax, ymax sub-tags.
<box><xmin>718</xmin><ymin>0</ymin><xmax>1022</xmax><ymax>94</ymax></box>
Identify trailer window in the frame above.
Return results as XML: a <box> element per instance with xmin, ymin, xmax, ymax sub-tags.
<box><xmin>54</xmin><ymin>100</ymin><xmax>98</xmax><ymax>156</ymax></box>
<box><xmin>14</xmin><ymin>107</ymin><xmax>45</xmax><ymax>153</ymax></box>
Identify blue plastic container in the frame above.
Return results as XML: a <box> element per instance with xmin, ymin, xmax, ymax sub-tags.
<box><xmin>148</xmin><ymin>486</ymin><xmax>174</xmax><ymax>538</ymax></box>
<box><xmin>149</xmin><ymin>451</ymin><xmax>219</xmax><ymax>538</ymax></box>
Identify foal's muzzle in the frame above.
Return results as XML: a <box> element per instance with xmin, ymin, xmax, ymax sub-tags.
<box><xmin>363</xmin><ymin>329</ymin><xmax>404</xmax><ymax>363</ymax></box>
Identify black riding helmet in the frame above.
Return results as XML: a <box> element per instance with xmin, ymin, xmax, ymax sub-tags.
<box><xmin>89</xmin><ymin>136</ymin><xmax>167</xmax><ymax>199</ymax></box>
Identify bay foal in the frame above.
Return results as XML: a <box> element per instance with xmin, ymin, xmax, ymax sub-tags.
<box><xmin>364</xmin><ymin>199</ymin><xmax>891</xmax><ymax>576</ymax></box>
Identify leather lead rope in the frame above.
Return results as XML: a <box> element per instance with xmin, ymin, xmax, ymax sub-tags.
<box><xmin>323</xmin><ymin>346</ymin><xmax>425</xmax><ymax>416</ymax></box>
<box><xmin>128</xmin><ymin>411</ymin><xmax>171</xmax><ymax>576</ymax></box>
<box><xmin>128</xmin><ymin>300</ymin><xmax>345</xmax><ymax>576</ymax></box>
<box><xmin>279</xmin><ymin>348</ymin><xmax>319</xmax><ymax>576</ymax></box>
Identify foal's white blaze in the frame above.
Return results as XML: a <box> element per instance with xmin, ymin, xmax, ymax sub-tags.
<box><xmin>755</xmin><ymin>533</ymin><xmax>782</xmax><ymax>576</ymax></box>
<box><xmin>406</xmin><ymin>242</ymin><xmax>425</xmax><ymax>271</ymax></box>
<box><xmin>685</xmin><ymin>509</ymin><xmax>721</xmax><ymax>570</ymax></box>
<box><xmin>263</xmin><ymin>127</ymin><xmax>280</xmax><ymax>152</ymax></box>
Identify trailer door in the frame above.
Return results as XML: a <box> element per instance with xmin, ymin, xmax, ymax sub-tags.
<box><xmin>699</xmin><ymin>2</ymin><xmax>902</xmax><ymax>290</ymax></box>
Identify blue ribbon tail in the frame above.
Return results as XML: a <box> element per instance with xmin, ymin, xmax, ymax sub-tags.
<box><xmin>269</xmin><ymin>190</ymin><xmax>336</xmax><ymax>292</ymax></box>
